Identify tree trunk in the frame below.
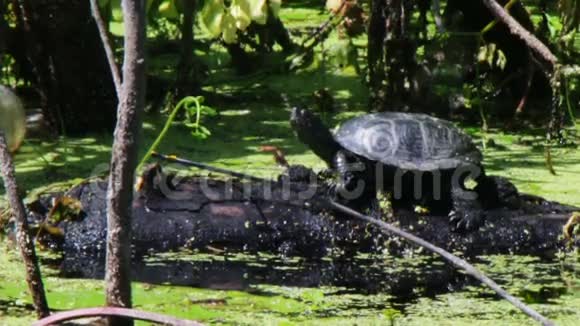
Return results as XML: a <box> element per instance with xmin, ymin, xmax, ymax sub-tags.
<box><xmin>104</xmin><ymin>0</ymin><xmax>146</xmax><ymax>325</ymax></box>
<box><xmin>12</xmin><ymin>0</ymin><xmax>117</xmax><ymax>135</ymax></box>
<box><xmin>0</xmin><ymin>131</ymin><xmax>50</xmax><ymax>318</ymax></box>
<box><xmin>367</xmin><ymin>0</ymin><xmax>417</xmax><ymax>111</ymax></box>
<box><xmin>174</xmin><ymin>0</ymin><xmax>198</xmax><ymax>100</ymax></box>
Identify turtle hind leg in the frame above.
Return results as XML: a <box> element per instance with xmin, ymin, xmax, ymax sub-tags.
<box><xmin>448</xmin><ymin>184</ymin><xmax>485</xmax><ymax>232</ymax></box>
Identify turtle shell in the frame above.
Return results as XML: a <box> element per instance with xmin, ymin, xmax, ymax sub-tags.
<box><xmin>334</xmin><ymin>112</ymin><xmax>482</xmax><ymax>171</ymax></box>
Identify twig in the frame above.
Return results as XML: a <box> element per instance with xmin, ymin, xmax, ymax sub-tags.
<box><xmin>301</xmin><ymin>0</ymin><xmax>346</xmax><ymax>47</ymax></box>
<box><xmin>481</xmin><ymin>0</ymin><xmax>557</xmax><ymax>68</ymax></box>
<box><xmin>515</xmin><ymin>52</ymin><xmax>535</xmax><ymax>115</ymax></box>
<box><xmin>328</xmin><ymin>201</ymin><xmax>555</xmax><ymax>326</ymax></box>
<box><xmin>89</xmin><ymin>0</ymin><xmax>122</xmax><ymax>95</ymax></box>
<box><xmin>32</xmin><ymin>307</ymin><xmax>204</xmax><ymax>326</ymax></box>
<box><xmin>151</xmin><ymin>152</ymin><xmax>270</xmax><ymax>183</ymax></box>
<box><xmin>0</xmin><ymin>132</ymin><xmax>50</xmax><ymax>318</ymax></box>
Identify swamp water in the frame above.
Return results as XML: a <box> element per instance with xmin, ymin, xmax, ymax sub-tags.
<box><xmin>1</xmin><ymin>243</ymin><xmax>579</xmax><ymax>325</ymax></box>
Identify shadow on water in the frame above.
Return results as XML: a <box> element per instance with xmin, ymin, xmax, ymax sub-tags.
<box><xmin>49</xmin><ymin>251</ymin><xmax>573</xmax><ymax>312</ymax></box>
<box><xmin>55</xmin><ymin>253</ymin><xmax>455</xmax><ymax>297</ymax></box>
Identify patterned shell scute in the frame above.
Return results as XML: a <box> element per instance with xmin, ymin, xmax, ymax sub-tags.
<box><xmin>334</xmin><ymin>112</ymin><xmax>482</xmax><ymax>171</ymax></box>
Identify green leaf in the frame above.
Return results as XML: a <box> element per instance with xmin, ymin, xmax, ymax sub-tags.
<box><xmin>201</xmin><ymin>106</ymin><xmax>218</xmax><ymax>116</ymax></box>
<box><xmin>495</xmin><ymin>49</ymin><xmax>507</xmax><ymax>71</ymax></box>
<box><xmin>249</xmin><ymin>0</ymin><xmax>268</xmax><ymax>25</ymax></box>
<box><xmin>159</xmin><ymin>0</ymin><xmax>179</xmax><ymax>19</ymax></box>
<box><xmin>198</xmin><ymin>125</ymin><xmax>212</xmax><ymax>136</ymax></box>
<box><xmin>110</xmin><ymin>0</ymin><xmax>123</xmax><ymax>21</ymax></box>
<box><xmin>201</xmin><ymin>0</ymin><xmax>225</xmax><ymax>38</ymax></box>
<box><xmin>221</xmin><ymin>11</ymin><xmax>238</xmax><ymax>44</ymax></box>
<box><xmin>231</xmin><ymin>0</ymin><xmax>252</xmax><ymax>30</ymax></box>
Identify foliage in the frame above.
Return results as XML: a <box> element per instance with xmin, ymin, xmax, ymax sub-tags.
<box><xmin>138</xmin><ymin>96</ymin><xmax>217</xmax><ymax>171</ymax></box>
<box><xmin>183</xmin><ymin>96</ymin><xmax>218</xmax><ymax>139</ymax></box>
<box><xmin>200</xmin><ymin>0</ymin><xmax>282</xmax><ymax>44</ymax></box>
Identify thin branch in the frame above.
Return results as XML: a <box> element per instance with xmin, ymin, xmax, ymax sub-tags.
<box><xmin>300</xmin><ymin>0</ymin><xmax>346</xmax><ymax>47</ymax></box>
<box><xmin>328</xmin><ymin>201</ymin><xmax>555</xmax><ymax>326</ymax></box>
<box><xmin>89</xmin><ymin>0</ymin><xmax>122</xmax><ymax>95</ymax></box>
<box><xmin>0</xmin><ymin>131</ymin><xmax>50</xmax><ymax>318</ymax></box>
<box><xmin>32</xmin><ymin>307</ymin><xmax>204</xmax><ymax>326</ymax></box>
<box><xmin>481</xmin><ymin>0</ymin><xmax>558</xmax><ymax>68</ymax></box>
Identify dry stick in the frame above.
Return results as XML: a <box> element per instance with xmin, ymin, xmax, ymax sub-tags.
<box><xmin>89</xmin><ymin>0</ymin><xmax>122</xmax><ymax>95</ymax></box>
<box><xmin>0</xmin><ymin>132</ymin><xmax>50</xmax><ymax>318</ymax></box>
<box><xmin>481</xmin><ymin>0</ymin><xmax>557</xmax><ymax>67</ymax></box>
<box><xmin>32</xmin><ymin>307</ymin><xmax>204</xmax><ymax>326</ymax></box>
<box><xmin>515</xmin><ymin>52</ymin><xmax>535</xmax><ymax>115</ymax></box>
<box><xmin>328</xmin><ymin>201</ymin><xmax>555</xmax><ymax>326</ymax></box>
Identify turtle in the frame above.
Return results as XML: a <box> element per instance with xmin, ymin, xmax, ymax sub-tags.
<box><xmin>290</xmin><ymin>107</ymin><xmax>502</xmax><ymax>232</ymax></box>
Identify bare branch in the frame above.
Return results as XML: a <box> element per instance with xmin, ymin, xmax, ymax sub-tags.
<box><xmin>89</xmin><ymin>0</ymin><xmax>122</xmax><ymax>95</ymax></box>
<box><xmin>481</xmin><ymin>0</ymin><xmax>558</xmax><ymax>68</ymax></box>
<box><xmin>0</xmin><ymin>128</ymin><xmax>49</xmax><ymax>318</ymax></box>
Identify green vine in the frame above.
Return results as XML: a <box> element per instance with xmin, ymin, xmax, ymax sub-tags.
<box><xmin>137</xmin><ymin>96</ymin><xmax>216</xmax><ymax>171</ymax></box>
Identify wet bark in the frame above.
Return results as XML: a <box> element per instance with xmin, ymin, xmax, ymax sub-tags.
<box><xmin>0</xmin><ymin>132</ymin><xmax>49</xmax><ymax>318</ymax></box>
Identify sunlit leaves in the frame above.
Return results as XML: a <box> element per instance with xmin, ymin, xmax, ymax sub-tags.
<box><xmin>159</xmin><ymin>0</ymin><xmax>180</xmax><ymax>20</ymax></box>
<box><xmin>249</xmin><ymin>0</ymin><xmax>268</xmax><ymax>25</ymax></box>
<box><xmin>182</xmin><ymin>96</ymin><xmax>218</xmax><ymax>140</ymax></box>
<box><xmin>202</xmin><ymin>0</ymin><xmax>225</xmax><ymax>37</ymax></box>
<box><xmin>559</xmin><ymin>0</ymin><xmax>580</xmax><ymax>33</ymax></box>
<box><xmin>231</xmin><ymin>0</ymin><xmax>252</xmax><ymax>30</ymax></box>
<box><xmin>200</xmin><ymin>0</ymin><xmax>282</xmax><ymax>43</ymax></box>
<box><xmin>477</xmin><ymin>43</ymin><xmax>507</xmax><ymax>71</ymax></box>
<box><xmin>221</xmin><ymin>12</ymin><xmax>239</xmax><ymax>44</ymax></box>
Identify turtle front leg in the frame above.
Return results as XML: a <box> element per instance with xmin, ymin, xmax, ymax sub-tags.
<box><xmin>448</xmin><ymin>178</ymin><xmax>485</xmax><ymax>232</ymax></box>
<box><xmin>333</xmin><ymin>150</ymin><xmax>378</xmax><ymax>215</ymax></box>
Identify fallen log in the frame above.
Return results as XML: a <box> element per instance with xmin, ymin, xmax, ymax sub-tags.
<box><xmin>27</xmin><ymin>165</ymin><xmax>578</xmax><ymax>258</ymax></box>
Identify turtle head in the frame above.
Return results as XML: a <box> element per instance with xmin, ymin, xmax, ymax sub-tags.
<box><xmin>290</xmin><ymin>107</ymin><xmax>340</xmax><ymax>166</ymax></box>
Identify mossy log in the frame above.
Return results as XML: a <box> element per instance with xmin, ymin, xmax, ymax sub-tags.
<box><xmin>28</xmin><ymin>167</ymin><xmax>579</xmax><ymax>258</ymax></box>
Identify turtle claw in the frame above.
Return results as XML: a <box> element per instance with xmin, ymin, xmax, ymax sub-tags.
<box><xmin>449</xmin><ymin>210</ymin><xmax>484</xmax><ymax>232</ymax></box>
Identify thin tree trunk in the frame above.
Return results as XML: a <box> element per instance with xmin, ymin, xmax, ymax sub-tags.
<box><xmin>174</xmin><ymin>0</ymin><xmax>197</xmax><ymax>100</ymax></box>
<box><xmin>0</xmin><ymin>131</ymin><xmax>49</xmax><ymax>318</ymax></box>
<box><xmin>104</xmin><ymin>0</ymin><xmax>146</xmax><ymax>325</ymax></box>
